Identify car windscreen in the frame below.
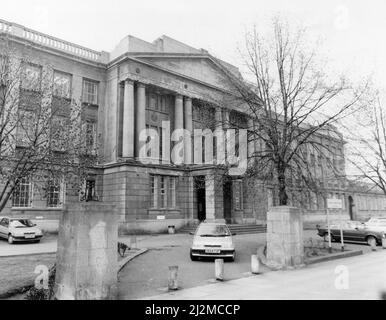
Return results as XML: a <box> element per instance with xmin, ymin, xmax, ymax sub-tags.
<box><xmin>196</xmin><ymin>225</ymin><xmax>231</xmax><ymax>237</ymax></box>
<box><xmin>10</xmin><ymin>219</ymin><xmax>34</xmax><ymax>228</ymax></box>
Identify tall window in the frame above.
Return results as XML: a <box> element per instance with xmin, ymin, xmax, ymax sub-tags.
<box><xmin>82</xmin><ymin>79</ymin><xmax>98</xmax><ymax>105</ymax></box>
<box><xmin>85</xmin><ymin>120</ymin><xmax>97</xmax><ymax>149</ymax></box>
<box><xmin>47</xmin><ymin>180</ymin><xmax>65</xmax><ymax>208</ymax></box>
<box><xmin>160</xmin><ymin>176</ymin><xmax>167</xmax><ymax>208</ymax></box>
<box><xmin>53</xmin><ymin>71</ymin><xmax>71</xmax><ymax>98</ymax></box>
<box><xmin>22</xmin><ymin>64</ymin><xmax>41</xmax><ymax>90</ymax></box>
<box><xmin>149</xmin><ymin>175</ymin><xmax>177</xmax><ymax>209</ymax></box>
<box><xmin>146</xmin><ymin>93</ymin><xmax>169</xmax><ymax>113</ymax></box>
<box><xmin>168</xmin><ymin>177</ymin><xmax>176</xmax><ymax>207</ymax></box>
<box><xmin>12</xmin><ymin>177</ymin><xmax>33</xmax><ymax>208</ymax></box>
<box><xmin>16</xmin><ymin>110</ymin><xmax>35</xmax><ymax>147</ymax></box>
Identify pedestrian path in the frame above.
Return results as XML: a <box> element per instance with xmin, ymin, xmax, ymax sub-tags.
<box><xmin>141</xmin><ymin>250</ymin><xmax>386</xmax><ymax>300</ymax></box>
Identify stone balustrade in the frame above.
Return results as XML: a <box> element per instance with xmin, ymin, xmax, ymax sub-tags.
<box><xmin>0</xmin><ymin>18</ymin><xmax>108</xmax><ymax>63</ymax></box>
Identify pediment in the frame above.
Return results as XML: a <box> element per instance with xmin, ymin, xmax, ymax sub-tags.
<box><xmin>135</xmin><ymin>56</ymin><xmax>236</xmax><ymax>91</ymax></box>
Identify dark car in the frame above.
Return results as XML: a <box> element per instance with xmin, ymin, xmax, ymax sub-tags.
<box><xmin>316</xmin><ymin>220</ymin><xmax>384</xmax><ymax>246</ymax></box>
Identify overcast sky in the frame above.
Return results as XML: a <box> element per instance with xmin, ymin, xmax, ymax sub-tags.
<box><xmin>2</xmin><ymin>0</ymin><xmax>386</xmax><ymax>87</ymax></box>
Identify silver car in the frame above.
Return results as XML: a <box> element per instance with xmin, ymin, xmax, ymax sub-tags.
<box><xmin>190</xmin><ymin>222</ymin><xmax>236</xmax><ymax>261</ymax></box>
<box><xmin>0</xmin><ymin>217</ymin><xmax>43</xmax><ymax>244</ymax></box>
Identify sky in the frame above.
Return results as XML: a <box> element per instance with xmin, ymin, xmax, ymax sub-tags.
<box><xmin>1</xmin><ymin>0</ymin><xmax>386</xmax><ymax>87</ymax></box>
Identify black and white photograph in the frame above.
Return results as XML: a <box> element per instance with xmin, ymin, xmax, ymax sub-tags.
<box><xmin>0</xmin><ymin>0</ymin><xmax>386</xmax><ymax>309</ymax></box>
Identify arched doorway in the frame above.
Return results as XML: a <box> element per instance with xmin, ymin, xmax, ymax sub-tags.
<box><xmin>348</xmin><ymin>196</ymin><xmax>354</xmax><ymax>220</ymax></box>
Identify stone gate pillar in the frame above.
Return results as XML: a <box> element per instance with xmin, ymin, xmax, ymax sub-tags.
<box><xmin>266</xmin><ymin>206</ymin><xmax>304</xmax><ymax>268</ymax></box>
<box><xmin>54</xmin><ymin>203</ymin><xmax>118</xmax><ymax>300</ymax></box>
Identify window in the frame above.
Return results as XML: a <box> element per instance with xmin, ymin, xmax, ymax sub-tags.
<box><xmin>85</xmin><ymin>120</ymin><xmax>97</xmax><ymax>150</ymax></box>
<box><xmin>168</xmin><ymin>177</ymin><xmax>176</xmax><ymax>207</ymax></box>
<box><xmin>234</xmin><ymin>180</ymin><xmax>243</xmax><ymax>210</ymax></box>
<box><xmin>12</xmin><ymin>177</ymin><xmax>33</xmax><ymax>208</ymax></box>
<box><xmin>53</xmin><ymin>71</ymin><xmax>71</xmax><ymax>98</ymax></box>
<box><xmin>22</xmin><ymin>64</ymin><xmax>41</xmax><ymax>90</ymax></box>
<box><xmin>149</xmin><ymin>175</ymin><xmax>177</xmax><ymax>209</ymax></box>
<box><xmin>16</xmin><ymin>111</ymin><xmax>35</xmax><ymax>147</ymax></box>
<box><xmin>146</xmin><ymin>93</ymin><xmax>169</xmax><ymax>113</ymax></box>
<box><xmin>47</xmin><ymin>180</ymin><xmax>65</xmax><ymax>208</ymax></box>
<box><xmin>150</xmin><ymin>175</ymin><xmax>157</xmax><ymax>208</ymax></box>
<box><xmin>82</xmin><ymin>79</ymin><xmax>98</xmax><ymax>105</ymax></box>
<box><xmin>51</xmin><ymin>116</ymin><xmax>68</xmax><ymax>151</ymax></box>
<box><xmin>160</xmin><ymin>176</ymin><xmax>167</xmax><ymax>208</ymax></box>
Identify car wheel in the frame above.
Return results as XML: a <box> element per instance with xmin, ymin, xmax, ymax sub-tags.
<box><xmin>8</xmin><ymin>234</ymin><xmax>14</xmax><ymax>244</ymax></box>
<box><xmin>367</xmin><ymin>236</ymin><xmax>377</xmax><ymax>247</ymax></box>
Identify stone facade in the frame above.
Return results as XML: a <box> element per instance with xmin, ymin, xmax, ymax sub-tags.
<box><xmin>1</xmin><ymin>19</ymin><xmax>386</xmax><ymax>234</ymax></box>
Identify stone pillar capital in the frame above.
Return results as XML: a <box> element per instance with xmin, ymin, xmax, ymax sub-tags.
<box><xmin>184</xmin><ymin>96</ymin><xmax>192</xmax><ymax>102</ymax></box>
<box><xmin>137</xmin><ymin>82</ymin><xmax>146</xmax><ymax>89</ymax></box>
<box><xmin>175</xmin><ymin>94</ymin><xmax>183</xmax><ymax>100</ymax></box>
<box><xmin>124</xmin><ymin>78</ymin><xmax>134</xmax><ymax>85</ymax></box>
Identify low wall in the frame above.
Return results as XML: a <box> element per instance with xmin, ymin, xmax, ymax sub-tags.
<box><xmin>118</xmin><ymin>218</ymin><xmax>188</xmax><ymax>235</ymax></box>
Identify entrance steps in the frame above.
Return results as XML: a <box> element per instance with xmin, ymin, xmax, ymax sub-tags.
<box><xmin>179</xmin><ymin>224</ymin><xmax>267</xmax><ymax>235</ymax></box>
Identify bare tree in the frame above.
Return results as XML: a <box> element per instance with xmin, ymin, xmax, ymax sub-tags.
<box><xmin>0</xmin><ymin>46</ymin><xmax>100</xmax><ymax>213</ymax></box>
<box><xmin>217</xmin><ymin>18</ymin><xmax>368</xmax><ymax>206</ymax></box>
<box><xmin>346</xmin><ymin>94</ymin><xmax>386</xmax><ymax>195</ymax></box>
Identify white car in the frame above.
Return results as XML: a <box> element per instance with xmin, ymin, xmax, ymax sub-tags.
<box><xmin>364</xmin><ymin>217</ymin><xmax>386</xmax><ymax>233</ymax></box>
<box><xmin>0</xmin><ymin>217</ymin><xmax>43</xmax><ymax>244</ymax></box>
<box><xmin>190</xmin><ymin>222</ymin><xmax>236</xmax><ymax>262</ymax></box>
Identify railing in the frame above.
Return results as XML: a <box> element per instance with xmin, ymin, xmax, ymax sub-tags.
<box><xmin>0</xmin><ymin>19</ymin><xmax>107</xmax><ymax>63</ymax></box>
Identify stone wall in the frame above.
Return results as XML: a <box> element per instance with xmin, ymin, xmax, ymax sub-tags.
<box><xmin>54</xmin><ymin>202</ymin><xmax>118</xmax><ymax>300</ymax></box>
<box><xmin>266</xmin><ymin>206</ymin><xmax>304</xmax><ymax>268</ymax></box>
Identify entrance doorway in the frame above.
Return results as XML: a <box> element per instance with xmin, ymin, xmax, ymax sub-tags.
<box><xmin>348</xmin><ymin>196</ymin><xmax>354</xmax><ymax>220</ymax></box>
<box><xmin>194</xmin><ymin>176</ymin><xmax>206</xmax><ymax>221</ymax></box>
<box><xmin>223</xmin><ymin>180</ymin><xmax>232</xmax><ymax>224</ymax></box>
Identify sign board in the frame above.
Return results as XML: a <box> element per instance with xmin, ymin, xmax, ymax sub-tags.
<box><xmin>156</xmin><ymin>215</ymin><xmax>165</xmax><ymax>220</ymax></box>
<box><xmin>327</xmin><ymin>198</ymin><xmax>343</xmax><ymax>209</ymax></box>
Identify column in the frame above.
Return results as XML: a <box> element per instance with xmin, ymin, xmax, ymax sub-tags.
<box><xmin>205</xmin><ymin>175</ymin><xmax>216</xmax><ymax>221</ymax></box>
<box><xmin>135</xmin><ymin>83</ymin><xmax>146</xmax><ymax>159</ymax></box>
<box><xmin>174</xmin><ymin>94</ymin><xmax>184</xmax><ymax>163</ymax></box>
<box><xmin>122</xmin><ymin>79</ymin><xmax>134</xmax><ymax>157</ymax></box>
<box><xmin>174</xmin><ymin>95</ymin><xmax>184</xmax><ymax>130</ymax></box>
<box><xmin>184</xmin><ymin>97</ymin><xmax>192</xmax><ymax>164</ymax></box>
<box><xmin>215</xmin><ymin>107</ymin><xmax>223</xmax><ymax>129</ymax></box>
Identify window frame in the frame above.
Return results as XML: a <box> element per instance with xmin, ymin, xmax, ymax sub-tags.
<box><xmin>53</xmin><ymin>70</ymin><xmax>72</xmax><ymax>99</ymax></box>
<box><xmin>82</xmin><ymin>78</ymin><xmax>99</xmax><ymax>105</ymax></box>
<box><xmin>21</xmin><ymin>63</ymin><xmax>42</xmax><ymax>91</ymax></box>
<box><xmin>12</xmin><ymin>177</ymin><xmax>33</xmax><ymax>208</ymax></box>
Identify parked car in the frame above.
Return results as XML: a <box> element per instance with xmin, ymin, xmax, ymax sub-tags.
<box><xmin>364</xmin><ymin>217</ymin><xmax>386</xmax><ymax>233</ymax></box>
<box><xmin>316</xmin><ymin>220</ymin><xmax>384</xmax><ymax>246</ymax></box>
<box><xmin>0</xmin><ymin>217</ymin><xmax>43</xmax><ymax>244</ymax></box>
<box><xmin>190</xmin><ymin>222</ymin><xmax>236</xmax><ymax>261</ymax></box>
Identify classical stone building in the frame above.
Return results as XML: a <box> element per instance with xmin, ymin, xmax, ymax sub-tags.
<box><xmin>0</xmin><ymin>19</ymin><xmax>385</xmax><ymax>233</ymax></box>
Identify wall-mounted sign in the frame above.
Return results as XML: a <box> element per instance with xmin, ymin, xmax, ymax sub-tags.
<box><xmin>156</xmin><ymin>215</ymin><xmax>165</xmax><ymax>220</ymax></box>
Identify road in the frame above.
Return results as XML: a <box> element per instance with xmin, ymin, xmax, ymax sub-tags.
<box><xmin>144</xmin><ymin>249</ymin><xmax>386</xmax><ymax>300</ymax></box>
<box><xmin>0</xmin><ymin>236</ymin><xmax>57</xmax><ymax>257</ymax></box>
<box><xmin>117</xmin><ymin>230</ymin><xmax>371</xmax><ymax>300</ymax></box>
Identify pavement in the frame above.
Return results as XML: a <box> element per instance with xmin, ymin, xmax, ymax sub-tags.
<box><xmin>142</xmin><ymin>249</ymin><xmax>386</xmax><ymax>300</ymax></box>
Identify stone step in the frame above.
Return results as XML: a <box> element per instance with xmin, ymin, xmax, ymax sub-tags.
<box><xmin>179</xmin><ymin>224</ymin><xmax>267</xmax><ymax>235</ymax></box>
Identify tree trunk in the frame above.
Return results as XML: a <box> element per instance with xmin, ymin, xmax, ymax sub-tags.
<box><xmin>278</xmin><ymin>172</ymin><xmax>288</xmax><ymax>206</ymax></box>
